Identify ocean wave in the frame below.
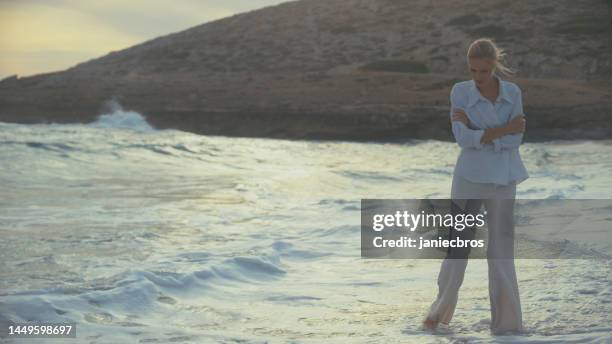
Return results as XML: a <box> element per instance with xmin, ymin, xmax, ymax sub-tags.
<box><xmin>89</xmin><ymin>100</ymin><xmax>155</xmax><ymax>132</ymax></box>
<box><xmin>0</xmin><ymin>140</ymin><xmax>80</xmax><ymax>153</ymax></box>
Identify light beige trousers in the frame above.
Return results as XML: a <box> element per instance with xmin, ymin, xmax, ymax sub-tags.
<box><xmin>425</xmin><ymin>174</ymin><xmax>523</xmax><ymax>334</ymax></box>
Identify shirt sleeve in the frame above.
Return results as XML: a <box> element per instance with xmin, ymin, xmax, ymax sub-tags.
<box><xmin>492</xmin><ymin>86</ymin><xmax>524</xmax><ymax>152</ymax></box>
<box><xmin>450</xmin><ymin>85</ymin><xmax>485</xmax><ymax>150</ymax></box>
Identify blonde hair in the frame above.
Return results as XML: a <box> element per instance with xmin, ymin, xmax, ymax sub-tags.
<box><xmin>467</xmin><ymin>38</ymin><xmax>514</xmax><ymax>76</ymax></box>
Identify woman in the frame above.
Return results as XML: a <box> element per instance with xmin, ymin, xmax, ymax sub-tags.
<box><xmin>422</xmin><ymin>38</ymin><xmax>528</xmax><ymax>335</ymax></box>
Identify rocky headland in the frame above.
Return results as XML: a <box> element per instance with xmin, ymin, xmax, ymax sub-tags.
<box><xmin>1</xmin><ymin>0</ymin><xmax>611</xmax><ymax>142</ymax></box>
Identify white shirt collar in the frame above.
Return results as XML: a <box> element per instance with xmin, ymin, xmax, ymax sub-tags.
<box><xmin>467</xmin><ymin>74</ymin><xmax>514</xmax><ymax>108</ymax></box>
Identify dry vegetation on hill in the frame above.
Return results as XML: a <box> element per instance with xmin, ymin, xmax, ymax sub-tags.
<box><xmin>1</xmin><ymin>0</ymin><xmax>611</xmax><ymax>141</ymax></box>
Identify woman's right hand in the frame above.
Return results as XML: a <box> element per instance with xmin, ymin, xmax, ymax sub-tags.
<box><xmin>506</xmin><ymin>115</ymin><xmax>526</xmax><ymax>134</ymax></box>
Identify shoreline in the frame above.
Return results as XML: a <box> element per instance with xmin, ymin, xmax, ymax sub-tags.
<box><xmin>0</xmin><ymin>109</ymin><xmax>609</xmax><ymax>143</ymax></box>
<box><xmin>2</xmin><ymin>72</ymin><xmax>611</xmax><ymax>143</ymax></box>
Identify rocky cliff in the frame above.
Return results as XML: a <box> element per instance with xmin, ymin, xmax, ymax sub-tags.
<box><xmin>1</xmin><ymin>0</ymin><xmax>611</xmax><ymax>141</ymax></box>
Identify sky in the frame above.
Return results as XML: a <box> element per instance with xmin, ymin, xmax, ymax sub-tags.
<box><xmin>0</xmin><ymin>0</ymin><xmax>289</xmax><ymax>78</ymax></box>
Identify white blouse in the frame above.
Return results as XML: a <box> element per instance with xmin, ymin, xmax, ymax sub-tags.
<box><xmin>450</xmin><ymin>75</ymin><xmax>529</xmax><ymax>186</ymax></box>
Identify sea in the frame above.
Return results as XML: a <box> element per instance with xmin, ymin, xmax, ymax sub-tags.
<box><xmin>1</xmin><ymin>104</ymin><xmax>610</xmax><ymax>343</ymax></box>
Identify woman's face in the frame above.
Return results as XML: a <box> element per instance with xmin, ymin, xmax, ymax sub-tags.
<box><xmin>468</xmin><ymin>58</ymin><xmax>496</xmax><ymax>88</ymax></box>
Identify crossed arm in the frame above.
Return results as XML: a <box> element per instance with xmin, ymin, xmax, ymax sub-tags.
<box><xmin>450</xmin><ymin>87</ymin><xmax>526</xmax><ymax>151</ymax></box>
<box><xmin>453</xmin><ymin>109</ymin><xmax>525</xmax><ymax>151</ymax></box>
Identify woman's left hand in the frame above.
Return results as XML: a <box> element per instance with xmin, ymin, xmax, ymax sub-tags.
<box><xmin>452</xmin><ymin>108</ymin><xmax>470</xmax><ymax>126</ymax></box>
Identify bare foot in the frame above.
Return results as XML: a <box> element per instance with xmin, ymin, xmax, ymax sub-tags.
<box><xmin>422</xmin><ymin>317</ymin><xmax>439</xmax><ymax>330</ymax></box>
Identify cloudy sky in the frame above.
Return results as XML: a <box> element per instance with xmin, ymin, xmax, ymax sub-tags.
<box><xmin>0</xmin><ymin>0</ymin><xmax>289</xmax><ymax>78</ymax></box>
